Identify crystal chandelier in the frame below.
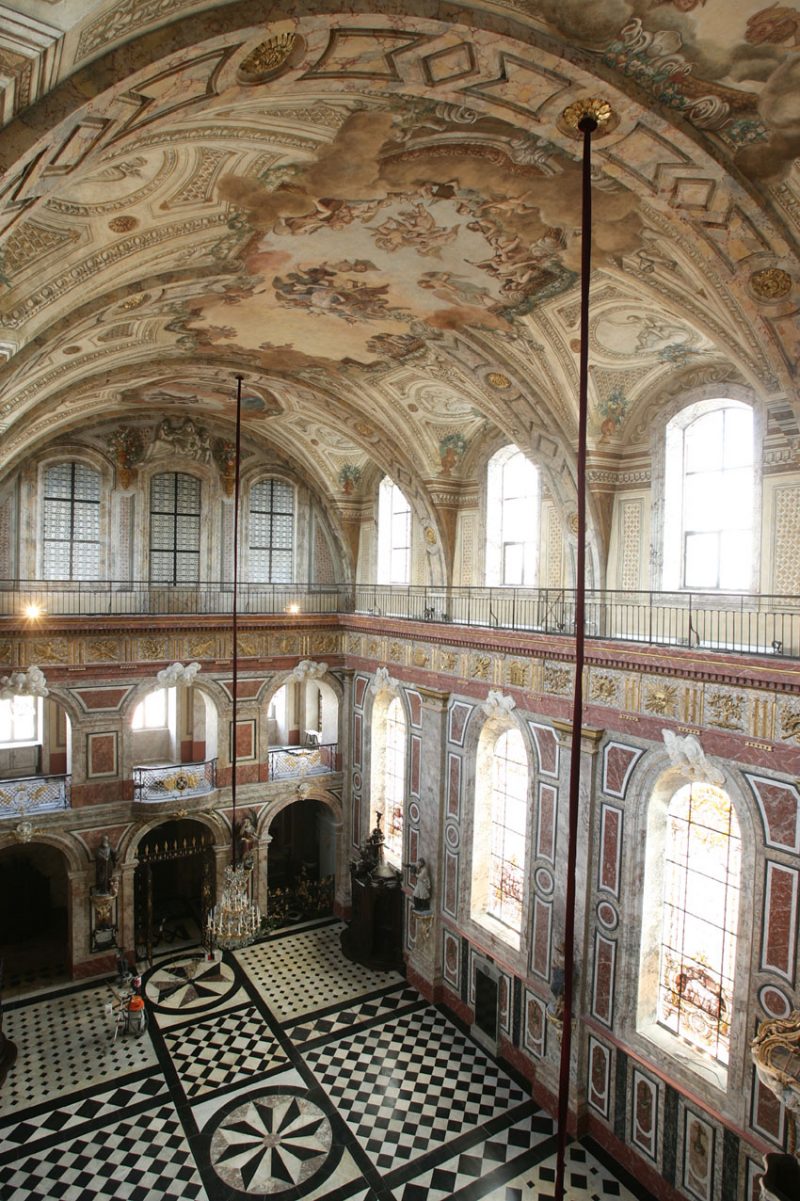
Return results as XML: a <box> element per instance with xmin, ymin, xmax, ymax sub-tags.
<box><xmin>206</xmin><ymin>375</ymin><xmax>262</xmax><ymax>952</ymax></box>
<box><xmin>207</xmin><ymin>865</ymin><xmax>261</xmax><ymax>950</ymax></box>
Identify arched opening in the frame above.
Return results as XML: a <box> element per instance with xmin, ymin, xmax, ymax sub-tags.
<box><xmin>266</xmin><ymin>799</ymin><xmax>336</xmax><ymax>924</ymax></box>
<box><xmin>0</xmin><ymin>842</ymin><xmax>70</xmax><ymax>992</ymax></box>
<box><xmin>0</xmin><ymin>694</ymin><xmax>72</xmax><ymax>806</ymax></box>
<box><xmin>133</xmin><ymin>818</ymin><xmax>215</xmax><ymax>960</ymax></box>
<box><xmin>370</xmin><ymin>691</ymin><xmax>407</xmax><ymax>866</ymax></box>
<box><xmin>266</xmin><ymin>677</ymin><xmax>340</xmax><ymax>780</ymax></box>
<box><xmin>130</xmin><ymin>686</ymin><xmax>218</xmax><ymax>799</ymax></box>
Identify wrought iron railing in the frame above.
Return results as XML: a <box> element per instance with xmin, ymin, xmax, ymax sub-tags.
<box><xmin>0</xmin><ymin>773</ymin><xmax>71</xmax><ymax>817</ymax></box>
<box><xmin>0</xmin><ymin>579</ymin><xmax>797</xmax><ymax>658</ymax></box>
<box><xmin>132</xmin><ymin>758</ymin><xmax>217</xmax><ymax>802</ymax></box>
<box><xmin>267</xmin><ymin>744</ymin><xmax>339</xmax><ymax>780</ymax></box>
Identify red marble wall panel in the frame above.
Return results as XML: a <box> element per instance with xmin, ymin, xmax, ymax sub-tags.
<box><xmin>444</xmin><ymin>849</ymin><xmax>459</xmax><ymax>918</ymax></box>
<box><xmin>447</xmin><ymin>752</ymin><xmax>461</xmax><ymax>819</ymax></box>
<box><xmin>746</xmin><ymin>774</ymin><xmax>800</xmax><ymax>853</ymax></box>
<box><xmin>448</xmin><ymin>702</ymin><xmax>473</xmax><ymax>747</ymax></box>
<box><xmin>498</xmin><ymin>973</ymin><xmax>510</xmax><ymax>1034</ymax></box>
<box><xmin>410</xmin><ymin>734</ymin><xmax>421</xmax><ymax>797</ymax></box>
<box><xmin>592</xmin><ymin>933</ymin><xmax>616</xmax><ymax>1026</ymax></box>
<box><xmin>408</xmin><ymin>827</ymin><xmax>419</xmax><ymax>865</ymax></box>
<box><xmin>525</xmin><ymin>992</ymin><xmax>546</xmax><ymax>1058</ymax></box>
<box><xmin>528</xmin><ymin>721</ymin><xmax>559</xmax><ymax>777</ymax></box>
<box><xmin>599</xmin><ymin>804</ymin><xmax>623</xmax><ymax>897</ymax></box>
<box><xmin>761</xmin><ymin>861</ymin><xmax>798</xmax><ymax>982</ymax></box>
<box><xmin>352</xmin><ymin>712</ymin><xmax>362</xmax><ymax>768</ymax></box>
<box><xmin>74</xmin><ymin>687</ymin><xmax>130</xmax><ymax>710</ymax></box>
<box><xmin>602</xmin><ymin>742</ymin><xmax>643</xmax><ymax>800</ymax></box>
<box><xmin>536</xmin><ymin>782</ymin><xmax>557</xmax><ymax>863</ymax></box>
<box><xmin>443</xmin><ymin>928</ymin><xmax>460</xmax><ymax>988</ymax></box>
<box><xmin>632</xmin><ymin>1070</ymin><xmax>657</xmax><ymax>1160</ymax></box>
<box><xmin>587</xmin><ymin>1037</ymin><xmax>610</xmax><ymax>1118</ymax></box>
<box><xmin>86</xmin><ymin>732</ymin><xmax>117</xmax><ymax>778</ymax></box>
<box><xmin>234</xmin><ymin>719</ymin><xmax>255</xmax><ymax>760</ymax></box>
<box><xmin>530</xmin><ymin>896</ymin><xmax>552</xmax><ymax>980</ymax></box>
<box><xmin>751</xmin><ymin>1070</ymin><xmax>785</xmax><ymax>1145</ymax></box>
<box><xmin>407</xmin><ymin>690</ymin><xmax>422</xmax><ymax>728</ymax></box>
<box><xmin>354</xmin><ymin>676</ymin><xmax>368</xmax><ymax>708</ymax></box>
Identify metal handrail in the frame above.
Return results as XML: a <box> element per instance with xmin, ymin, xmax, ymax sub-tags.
<box><xmin>0</xmin><ymin>772</ymin><xmax>71</xmax><ymax>816</ymax></box>
<box><xmin>267</xmin><ymin>743</ymin><xmax>339</xmax><ymax>780</ymax></box>
<box><xmin>1</xmin><ymin>579</ymin><xmax>797</xmax><ymax>658</ymax></box>
<box><xmin>132</xmin><ymin>758</ymin><xmax>217</xmax><ymax>802</ymax></box>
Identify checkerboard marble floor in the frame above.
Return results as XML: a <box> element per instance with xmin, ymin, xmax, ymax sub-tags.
<box><xmin>0</xmin><ymin>920</ymin><xmax>655</xmax><ymax>1200</ymax></box>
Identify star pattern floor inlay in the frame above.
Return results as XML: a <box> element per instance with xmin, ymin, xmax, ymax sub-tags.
<box><xmin>0</xmin><ymin>920</ymin><xmax>655</xmax><ymax>1201</ymax></box>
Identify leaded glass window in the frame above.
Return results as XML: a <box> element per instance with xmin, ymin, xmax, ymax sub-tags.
<box><xmin>42</xmin><ymin>462</ymin><xmax>101</xmax><ymax>580</ymax></box>
<box><xmin>377</xmin><ymin>478</ymin><xmax>411</xmax><ymax>585</ymax></box>
<box><xmin>249</xmin><ymin>479</ymin><xmax>294</xmax><ymax>583</ymax></box>
<box><xmin>382</xmin><ymin>696</ymin><xmax>406</xmax><ymax>863</ymax></box>
<box><xmin>486</xmin><ymin>447</ymin><xmax>539</xmax><ymax>587</ymax></box>
<box><xmin>658</xmin><ymin>782</ymin><xmax>741</xmax><ymax>1064</ymax></box>
<box><xmin>149</xmin><ymin>473</ymin><xmax>200</xmax><ymax>584</ymax></box>
<box><xmin>487</xmin><ymin>728</ymin><xmax>527</xmax><ymax>931</ymax></box>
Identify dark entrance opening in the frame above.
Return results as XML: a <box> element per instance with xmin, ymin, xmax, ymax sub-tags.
<box><xmin>267</xmin><ymin>799</ymin><xmax>335</xmax><ymax>924</ymax></box>
<box><xmin>134</xmin><ymin>819</ymin><xmax>214</xmax><ymax>961</ymax></box>
<box><xmin>0</xmin><ymin>844</ymin><xmax>70</xmax><ymax>994</ymax></box>
<box><xmin>475</xmin><ymin>967</ymin><xmax>498</xmax><ymax>1042</ymax></box>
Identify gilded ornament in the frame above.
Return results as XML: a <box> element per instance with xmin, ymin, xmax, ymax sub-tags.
<box><xmin>590</xmin><ymin>674</ymin><xmax>618</xmax><ymax>703</ymax></box>
<box><xmin>644</xmin><ymin>683</ymin><xmax>678</xmax><ymax>716</ymax></box>
<box><xmin>779</xmin><ymin>708</ymin><xmax>800</xmax><ymax>743</ymax></box>
<box><xmin>239</xmin><ymin>31</ymin><xmax>298</xmax><ymax>81</ymax></box>
<box><xmin>119</xmin><ymin>292</ymin><xmax>149</xmax><ymax>311</ymax></box>
<box><xmin>472</xmin><ymin>656</ymin><xmax>491</xmax><ymax>680</ymax></box>
<box><xmin>367</xmin><ymin>640</ymin><xmax>380</xmax><ymax>657</ymax></box>
<box><xmin>188</xmin><ymin>637</ymin><xmax>215</xmax><ymax>658</ymax></box>
<box><xmin>140</xmin><ymin>638</ymin><xmax>167</xmax><ymax>661</ymax></box>
<box><xmin>568</xmin><ymin>512</ymin><xmax>579</xmax><ymax>535</ymax></box>
<box><xmin>544</xmin><ymin>665</ymin><xmax>571</xmax><ymax>693</ymax></box>
<box><xmin>560</xmin><ymin>97</ymin><xmax>614</xmax><ymax>135</ymax></box>
<box><xmin>348</xmin><ymin>637</ymin><xmax>361</xmax><ymax>655</ymax></box>
<box><xmin>750</xmin><ymin>267</ymin><xmax>792</xmax><ymax>301</ymax></box>
<box><xmin>440</xmin><ymin>651</ymin><xmax>457</xmax><ymax>671</ymax></box>
<box><xmin>388</xmin><ymin>641</ymin><xmax>403</xmax><ymax>661</ymax></box>
<box><xmin>88</xmin><ymin>639</ymin><xmax>121</xmax><ymax>662</ymax></box>
<box><xmin>486</xmin><ymin>372</ymin><xmax>511</xmax><ymax>389</ymax></box>
<box><xmin>705</xmin><ymin>690</ymin><xmax>744</xmax><ymax>730</ymax></box>
<box><xmin>413</xmin><ymin>649</ymin><xmax>429</xmax><ymax>667</ymax></box>
<box><xmin>424</xmin><ymin>526</ymin><xmax>436</xmax><ymax>545</ymax></box>
<box><xmin>509</xmin><ymin>662</ymin><xmax>528</xmax><ymax>687</ymax></box>
<box><xmin>108</xmin><ymin>215</ymin><xmax>138</xmax><ymax>233</ymax></box>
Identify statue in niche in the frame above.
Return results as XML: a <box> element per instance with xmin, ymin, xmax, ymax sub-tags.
<box><xmin>95</xmin><ymin>835</ymin><xmax>117</xmax><ymax>895</ymax></box>
<box><xmin>238</xmin><ymin>813</ymin><xmax>257</xmax><ymax>869</ymax></box>
<box><xmin>410</xmin><ymin>858</ymin><xmax>432</xmax><ymax>911</ymax></box>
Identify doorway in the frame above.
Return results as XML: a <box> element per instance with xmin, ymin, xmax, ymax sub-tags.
<box><xmin>0</xmin><ymin>844</ymin><xmax>70</xmax><ymax>994</ymax></box>
<box><xmin>267</xmin><ymin>799</ymin><xmax>336</xmax><ymax>923</ymax></box>
<box><xmin>134</xmin><ymin>819</ymin><xmax>214</xmax><ymax>961</ymax></box>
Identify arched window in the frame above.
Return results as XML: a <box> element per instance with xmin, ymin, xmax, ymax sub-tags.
<box><xmin>486</xmin><ymin>446</ymin><xmax>539</xmax><ymax>586</ymax></box>
<box><xmin>472</xmin><ymin>724</ymin><xmax>528</xmax><ymax>945</ymax></box>
<box><xmin>657</xmin><ymin>782</ymin><xmax>740</xmax><ymax>1064</ymax></box>
<box><xmin>371</xmin><ymin>692</ymin><xmax>406</xmax><ymax>864</ymax></box>
<box><xmin>132</xmin><ymin>687</ymin><xmax>174</xmax><ymax>731</ymax></box>
<box><xmin>249</xmin><ymin>479</ymin><xmax>294</xmax><ymax>583</ymax></box>
<box><xmin>42</xmin><ymin>462</ymin><xmax>101</xmax><ymax>580</ymax></box>
<box><xmin>150</xmin><ymin>473</ymin><xmax>200</xmax><ymax>584</ymax></box>
<box><xmin>377</xmin><ymin>477</ymin><xmax>411</xmax><ymax>585</ymax></box>
<box><xmin>663</xmin><ymin>400</ymin><xmax>753</xmax><ymax>591</ymax></box>
<box><xmin>0</xmin><ymin>695</ymin><xmax>40</xmax><ymax>745</ymax></box>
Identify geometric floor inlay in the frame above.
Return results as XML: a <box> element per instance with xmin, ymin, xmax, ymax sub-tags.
<box><xmin>209</xmin><ymin>1090</ymin><xmax>332</xmax><ymax>1194</ymax></box>
<box><xmin>164</xmin><ymin>1005</ymin><xmax>288</xmax><ymax>1096</ymax></box>
<box><xmin>145</xmin><ymin>955</ymin><xmax>236</xmax><ymax>1010</ymax></box>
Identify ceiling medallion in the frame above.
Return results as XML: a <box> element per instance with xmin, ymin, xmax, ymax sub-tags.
<box><xmin>750</xmin><ymin>267</ymin><xmax>792</xmax><ymax>301</ymax></box>
<box><xmin>486</xmin><ymin>372</ymin><xmax>511</xmax><ymax>389</ymax></box>
<box><xmin>239</xmin><ymin>29</ymin><xmax>301</xmax><ymax>83</ymax></box>
<box><xmin>108</xmin><ymin>215</ymin><xmax>138</xmax><ymax>233</ymax></box>
<box><xmin>559</xmin><ymin>97</ymin><xmax>616</xmax><ymax>139</ymax></box>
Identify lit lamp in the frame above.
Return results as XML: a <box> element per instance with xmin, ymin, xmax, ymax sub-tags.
<box><xmin>206</xmin><ymin>375</ymin><xmax>262</xmax><ymax>952</ymax></box>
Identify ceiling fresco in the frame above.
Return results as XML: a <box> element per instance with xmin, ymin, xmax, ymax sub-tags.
<box><xmin>0</xmin><ymin>1</ymin><xmax>797</xmax><ymax>541</ymax></box>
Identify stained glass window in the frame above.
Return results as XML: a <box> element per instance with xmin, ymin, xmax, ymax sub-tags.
<box><xmin>487</xmin><ymin>728</ymin><xmax>527</xmax><ymax>931</ymax></box>
<box><xmin>658</xmin><ymin>781</ymin><xmax>741</xmax><ymax>1064</ymax></box>
<box><xmin>249</xmin><ymin>479</ymin><xmax>294</xmax><ymax>583</ymax></box>
<box><xmin>382</xmin><ymin>696</ymin><xmax>406</xmax><ymax>864</ymax></box>
<box><xmin>377</xmin><ymin>478</ymin><xmax>411</xmax><ymax>585</ymax></box>
<box><xmin>486</xmin><ymin>447</ymin><xmax>539</xmax><ymax>587</ymax></box>
<box><xmin>42</xmin><ymin>462</ymin><xmax>101</xmax><ymax>580</ymax></box>
<box><xmin>149</xmin><ymin>473</ymin><xmax>200</xmax><ymax>584</ymax></box>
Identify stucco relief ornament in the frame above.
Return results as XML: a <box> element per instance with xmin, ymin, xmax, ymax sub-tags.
<box><xmin>156</xmin><ymin>662</ymin><xmax>200</xmax><ymax>686</ymax></box>
<box><xmin>369</xmin><ymin>666</ymin><xmax>399</xmax><ymax>698</ymax></box>
<box><xmin>0</xmin><ymin>665</ymin><xmax>48</xmax><ymax>699</ymax></box>
<box><xmin>290</xmin><ymin>660</ymin><xmax>328</xmax><ymax>682</ymax></box>
<box><xmin>13</xmin><ymin>820</ymin><xmax>35</xmax><ymax>844</ymax></box>
<box><xmin>661</xmin><ymin>729</ymin><xmax>724</xmax><ymax>786</ymax></box>
<box><xmin>481</xmin><ymin>690</ymin><xmax>516</xmax><ymax>721</ymax></box>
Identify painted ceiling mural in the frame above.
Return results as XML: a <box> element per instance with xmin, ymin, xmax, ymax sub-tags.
<box><xmin>0</xmin><ymin>1</ymin><xmax>797</xmax><ymax>548</ymax></box>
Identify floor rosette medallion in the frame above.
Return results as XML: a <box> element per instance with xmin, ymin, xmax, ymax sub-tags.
<box><xmin>209</xmin><ymin>1091</ymin><xmax>332</xmax><ymax>1193</ymax></box>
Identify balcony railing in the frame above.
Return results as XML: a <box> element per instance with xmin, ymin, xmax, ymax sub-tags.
<box><xmin>132</xmin><ymin>758</ymin><xmax>217</xmax><ymax>802</ymax></box>
<box><xmin>1</xmin><ymin>579</ymin><xmax>798</xmax><ymax>658</ymax></box>
<box><xmin>268</xmin><ymin>744</ymin><xmax>339</xmax><ymax>780</ymax></box>
<box><xmin>0</xmin><ymin>772</ymin><xmax>71</xmax><ymax>818</ymax></box>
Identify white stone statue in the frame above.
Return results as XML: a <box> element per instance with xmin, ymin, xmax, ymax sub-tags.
<box><xmin>0</xmin><ymin>665</ymin><xmax>48</xmax><ymax>699</ymax></box>
<box><xmin>369</xmin><ymin>666</ymin><xmax>399</xmax><ymax>697</ymax></box>
<box><xmin>156</xmin><ymin>661</ymin><xmax>200</xmax><ymax>686</ymax></box>
<box><xmin>411</xmin><ymin>858</ymin><xmax>432</xmax><ymax>911</ymax></box>
<box><xmin>290</xmin><ymin>660</ymin><xmax>328</xmax><ymax>682</ymax></box>
<box><xmin>662</xmin><ymin>729</ymin><xmax>724</xmax><ymax>786</ymax></box>
<box><xmin>481</xmin><ymin>690</ymin><xmax>516</xmax><ymax>720</ymax></box>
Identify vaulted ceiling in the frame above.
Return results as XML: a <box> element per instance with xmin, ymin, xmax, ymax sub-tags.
<box><xmin>0</xmin><ymin>1</ymin><xmax>798</xmax><ymax>525</ymax></box>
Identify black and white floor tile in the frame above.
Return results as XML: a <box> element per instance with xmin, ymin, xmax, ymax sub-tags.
<box><xmin>0</xmin><ymin>920</ymin><xmax>654</xmax><ymax>1201</ymax></box>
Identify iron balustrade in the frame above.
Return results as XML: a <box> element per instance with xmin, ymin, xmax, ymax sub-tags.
<box><xmin>0</xmin><ymin>772</ymin><xmax>71</xmax><ymax>817</ymax></box>
<box><xmin>267</xmin><ymin>744</ymin><xmax>339</xmax><ymax>780</ymax></box>
<box><xmin>0</xmin><ymin>579</ymin><xmax>798</xmax><ymax>658</ymax></box>
<box><xmin>132</xmin><ymin>758</ymin><xmax>217</xmax><ymax>802</ymax></box>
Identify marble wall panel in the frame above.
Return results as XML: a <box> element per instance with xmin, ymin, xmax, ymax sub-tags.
<box><xmin>761</xmin><ymin>861</ymin><xmax>798</xmax><ymax>983</ymax></box>
<box><xmin>536</xmin><ymin>781</ymin><xmax>557</xmax><ymax>864</ymax></box>
<box><xmin>632</xmin><ymin>1069</ymin><xmax>658</xmax><ymax>1161</ymax></box>
<box><xmin>352</xmin><ymin>712</ymin><xmax>362</xmax><ymax>769</ymax></box>
<box><xmin>682</xmin><ymin>1109</ymin><xmax>715</xmax><ymax>1201</ymax></box>
<box><xmin>448</xmin><ymin>701</ymin><xmax>473</xmax><ymax>747</ymax></box>
<box><xmin>524</xmin><ymin>991</ymin><xmax>547</xmax><ymax>1059</ymax></box>
<box><xmin>598</xmin><ymin>803</ymin><xmax>623</xmax><ymax>897</ymax></box>
<box><xmin>447</xmin><ymin>752</ymin><xmax>461</xmax><ymax>819</ymax></box>
<box><xmin>587</xmin><ymin>1036</ymin><xmax>611</xmax><ymax>1118</ymax></box>
<box><xmin>745</xmin><ymin>774</ymin><xmax>800</xmax><ymax>853</ymax></box>
<box><xmin>750</xmin><ymin>1068</ymin><xmax>786</xmax><ymax>1146</ymax></box>
<box><xmin>444</xmin><ymin>848</ymin><xmax>459</xmax><ymax>919</ymax></box>
<box><xmin>602</xmin><ymin>741</ymin><xmax>643</xmax><ymax>800</ymax></box>
<box><xmin>527</xmin><ymin>720</ymin><xmax>559</xmax><ymax>777</ymax></box>
<box><xmin>443</xmin><ymin>927</ymin><xmax>460</xmax><ymax>989</ymax></box>
<box><xmin>410</xmin><ymin>733</ymin><xmax>421</xmax><ymax>796</ymax></box>
<box><xmin>86</xmin><ymin>731</ymin><xmax>117</xmax><ymax>777</ymax></box>
<box><xmin>530</xmin><ymin>894</ymin><xmax>552</xmax><ymax>980</ymax></box>
<box><xmin>592</xmin><ymin>932</ymin><xmax>616</xmax><ymax>1026</ymax></box>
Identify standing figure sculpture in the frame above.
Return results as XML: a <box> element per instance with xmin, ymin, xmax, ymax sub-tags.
<box><xmin>411</xmin><ymin>858</ymin><xmax>432</xmax><ymax>911</ymax></box>
<box><xmin>95</xmin><ymin>835</ymin><xmax>117</xmax><ymax>895</ymax></box>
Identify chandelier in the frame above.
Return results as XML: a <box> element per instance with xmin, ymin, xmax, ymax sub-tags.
<box><xmin>206</xmin><ymin>375</ymin><xmax>262</xmax><ymax>952</ymax></box>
